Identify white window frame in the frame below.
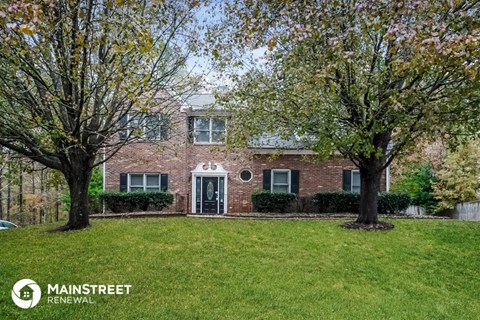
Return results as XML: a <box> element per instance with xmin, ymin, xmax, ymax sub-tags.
<box><xmin>128</xmin><ymin>173</ymin><xmax>162</xmax><ymax>192</ymax></box>
<box><xmin>126</xmin><ymin>113</ymin><xmax>167</xmax><ymax>141</ymax></box>
<box><xmin>351</xmin><ymin>170</ymin><xmax>361</xmax><ymax>193</ymax></box>
<box><xmin>193</xmin><ymin>117</ymin><xmax>226</xmax><ymax>144</ymax></box>
<box><xmin>271</xmin><ymin>169</ymin><xmax>291</xmax><ymax>193</ymax></box>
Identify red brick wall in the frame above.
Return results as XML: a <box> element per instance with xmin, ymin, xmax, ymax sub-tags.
<box><xmin>105</xmin><ymin>103</ymin><xmax>387</xmax><ymax>213</ymax></box>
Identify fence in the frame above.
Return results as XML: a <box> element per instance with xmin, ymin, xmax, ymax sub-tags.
<box><xmin>446</xmin><ymin>201</ymin><xmax>480</xmax><ymax>221</ymax></box>
<box><xmin>403</xmin><ymin>205</ymin><xmax>426</xmax><ymax>216</ymax></box>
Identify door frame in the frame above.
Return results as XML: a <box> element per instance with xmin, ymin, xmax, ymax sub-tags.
<box><xmin>191</xmin><ymin>162</ymin><xmax>228</xmax><ymax>214</ymax></box>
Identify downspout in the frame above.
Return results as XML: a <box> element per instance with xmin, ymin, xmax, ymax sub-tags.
<box><xmin>386</xmin><ymin>164</ymin><xmax>390</xmax><ymax>193</ymax></box>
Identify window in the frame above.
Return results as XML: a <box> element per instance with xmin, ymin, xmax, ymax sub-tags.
<box><xmin>351</xmin><ymin>170</ymin><xmax>361</xmax><ymax>193</ymax></box>
<box><xmin>239</xmin><ymin>169</ymin><xmax>253</xmax><ymax>182</ymax></box>
<box><xmin>128</xmin><ymin>174</ymin><xmax>163</xmax><ymax>192</ymax></box>
<box><xmin>192</xmin><ymin>117</ymin><xmax>226</xmax><ymax>143</ymax></box>
<box><xmin>271</xmin><ymin>169</ymin><xmax>290</xmax><ymax>193</ymax></box>
<box><xmin>120</xmin><ymin>113</ymin><xmax>168</xmax><ymax>141</ymax></box>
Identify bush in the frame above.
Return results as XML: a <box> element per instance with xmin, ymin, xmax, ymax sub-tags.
<box><xmin>99</xmin><ymin>192</ymin><xmax>173</xmax><ymax>213</ymax></box>
<box><xmin>392</xmin><ymin>163</ymin><xmax>438</xmax><ymax>213</ymax></box>
<box><xmin>378</xmin><ymin>192</ymin><xmax>411</xmax><ymax>214</ymax></box>
<box><xmin>252</xmin><ymin>191</ymin><xmax>296</xmax><ymax>213</ymax></box>
<box><xmin>312</xmin><ymin>192</ymin><xmax>411</xmax><ymax>214</ymax></box>
<box><xmin>312</xmin><ymin>192</ymin><xmax>359</xmax><ymax>213</ymax></box>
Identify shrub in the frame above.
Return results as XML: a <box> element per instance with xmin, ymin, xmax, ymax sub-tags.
<box><xmin>99</xmin><ymin>192</ymin><xmax>173</xmax><ymax>213</ymax></box>
<box><xmin>312</xmin><ymin>192</ymin><xmax>359</xmax><ymax>213</ymax></box>
<box><xmin>391</xmin><ymin>163</ymin><xmax>438</xmax><ymax>213</ymax></box>
<box><xmin>252</xmin><ymin>191</ymin><xmax>296</xmax><ymax>213</ymax></box>
<box><xmin>377</xmin><ymin>192</ymin><xmax>411</xmax><ymax>214</ymax></box>
<box><xmin>312</xmin><ymin>192</ymin><xmax>411</xmax><ymax>214</ymax></box>
<box><xmin>296</xmin><ymin>196</ymin><xmax>318</xmax><ymax>213</ymax></box>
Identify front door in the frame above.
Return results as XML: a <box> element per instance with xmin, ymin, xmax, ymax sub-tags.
<box><xmin>202</xmin><ymin>177</ymin><xmax>219</xmax><ymax>213</ymax></box>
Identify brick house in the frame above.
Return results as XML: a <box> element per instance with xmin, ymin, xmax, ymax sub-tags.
<box><xmin>104</xmin><ymin>93</ymin><xmax>388</xmax><ymax>214</ymax></box>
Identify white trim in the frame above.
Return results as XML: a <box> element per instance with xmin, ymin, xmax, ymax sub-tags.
<box><xmin>191</xmin><ymin>162</ymin><xmax>228</xmax><ymax>214</ymax></box>
<box><xmin>271</xmin><ymin>169</ymin><xmax>291</xmax><ymax>193</ymax></box>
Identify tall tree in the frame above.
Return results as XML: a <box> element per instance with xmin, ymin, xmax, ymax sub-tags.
<box><xmin>0</xmin><ymin>0</ymin><xmax>201</xmax><ymax>230</ymax></box>
<box><xmin>209</xmin><ymin>0</ymin><xmax>480</xmax><ymax>229</ymax></box>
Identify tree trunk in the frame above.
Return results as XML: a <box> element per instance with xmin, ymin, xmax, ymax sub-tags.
<box><xmin>18</xmin><ymin>161</ymin><xmax>23</xmax><ymax>223</ymax></box>
<box><xmin>7</xmin><ymin>161</ymin><xmax>10</xmax><ymax>221</ymax></box>
<box><xmin>0</xmin><ymin>168</ymin><xmax>3</xmax><ymax>220</ymax></box>
<box><xmin>356</xmin><ymin>165</ymin><xmax>382</xmax><ymax>225</ymax></box>
<box><xmin>51</xmin><ymin>150</ymin><xmax>94</xmax><ymax>232</ymax></box>
<box><xmin>55</xmin><ymin>183</ymin><xmax>59</xmax><ymax>222</ymax></box>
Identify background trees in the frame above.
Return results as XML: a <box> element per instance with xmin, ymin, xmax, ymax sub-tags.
<box><xmin>208</xmin><ymin>0</ymin><xmax>480</xmax><ymax>228</ymax></box>
<box><xmin>0</xmin><ymin>0</ymin><xmax>201</xmax><ymax>230</ymax></box>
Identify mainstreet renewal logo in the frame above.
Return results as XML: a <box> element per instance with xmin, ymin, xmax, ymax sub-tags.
<box><xmin>11</xmin><ymin>279</ymin><xmax>132</xmax><ymax>308</ymax></box>
<box><xmin>11</xmin><ymin>279</ymin><xmax>42</xmax><ymax>309</ymax></box>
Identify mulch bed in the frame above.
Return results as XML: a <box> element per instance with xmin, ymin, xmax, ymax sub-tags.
<box><xmin>91</xmin><ymin>212</ymin><xmax>450</xmax><ymax>223</ymax></box>
<box><xmin>90</xmin><ymin>212</ymin><xmax>186</xmax><ymax>219</ymax></box>
<box><xmin>341</xmin><ymin>221</ymin><xmax>395</xmax><ymax>231</ymax></box>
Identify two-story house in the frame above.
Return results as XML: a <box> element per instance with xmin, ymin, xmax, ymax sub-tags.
<box><xmin>104</xmin><ymin>93</ymin><xmax>388</xmax><ymax>214</ymax></box>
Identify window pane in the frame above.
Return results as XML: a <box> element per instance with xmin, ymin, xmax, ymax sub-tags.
<box><xmin>195</xmin><ymin>131</ymin><xmax>210</xmax><ymax>142</ymax></box>
<box><xmin>130</xmin><ymin>174</ymin><xmax>143</xmax><ymax>186</ymax></box>
<box><xmin>211</xmin><ymin>131</ymin><xmax>224</xmax><ymax>143</ymax></box>
<box><xmin>144</xmin><ymin>115</ymin><xmax>159</xmax><ymax>139</ymax></box>
<box><xmin>146</xmin><ymin>187</ymin><xmax>159</xmax><ymax>192</ymax></box>
<box><xmin>272</xmin><ymin>185</ymin><xmax>289</xmax><ymax>193</ymax></box>
<box><xmin>195</xmin><ymin>118</ymin><xmax>209</xmax><ymax>130</ymax></box>
<box><xmin>146</xmin><ymin>175</ymin><xmax>159</xmax><ymax>186</ymax></box>
<box><xmin>211</xmin><ymin>118</ymin><xmax>225</xmax><ymax>131</ymax></box>
<box><xmin>130</xmin><ymin>187</ymin><xmax>144</xmax><ymax>192</ymax></box>
<box><xmin>273</xmin><ymin>172</ymin><xmax>288</xmax><ymax>184</ymax></box>
<box><xmin>352</xmin><ymin>171</ymin><xmax>360</xmax><ymax>192</ymax></box>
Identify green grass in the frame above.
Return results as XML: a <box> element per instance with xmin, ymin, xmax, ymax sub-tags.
<box><xmin>1</xmin><ymin>218</ymin><xmax>479</xmax><ymax>320</ymax></box>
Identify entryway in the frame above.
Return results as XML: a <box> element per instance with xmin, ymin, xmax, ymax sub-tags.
<box><xmin>191</xmin><ymin>162</ymin><xmax>228</xmax><ymax>214</ymax></box>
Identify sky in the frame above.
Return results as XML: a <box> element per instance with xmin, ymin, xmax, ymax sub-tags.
<box><xmin>184</xmin><ymin>3</ymin><xmax>268</xmax><ymax>90</ymax></box>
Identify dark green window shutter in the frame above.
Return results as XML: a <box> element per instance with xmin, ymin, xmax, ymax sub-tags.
<box><xmin>120</xmin><ymin>173</ymin><xmax>128</xmax><ymax>192</ymax></box>
<box><xmin>263</xmin><ymin>169</ymin><xmax>271</xmax><ymax>191</ymax></box>
<box><xmin>188</xmin><ymin>117</ymin><xmax>194</xmax><ymax>143</ymax></box>
<box><xmin>160</xmin><ymin>174</ymin><xmax>168</xmax><ymax>192</ymax></box>
<box><xmin>119</xmin><ymin>114</ymin><xmax>128</xmax><ymax>141</ymax></box>
<box><xmin>291</xmin><ymin>170</ymin><xmax>300</xmax><ymax>195</ymax></box>
<box><xmin>342</xmin><ymin>170</ymin><xmax>352</xmax><ymax>192</ymax></box>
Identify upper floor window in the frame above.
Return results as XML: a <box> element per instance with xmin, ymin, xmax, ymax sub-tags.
<box><xmin>119</xmin><ymin>112</ymin><xmax>168</xmax><ymax>141</ymax></box>
<box><xmin>191</xmin><ymin>117</ymin><xmax>226</xmax><ymax>144</ymax></box>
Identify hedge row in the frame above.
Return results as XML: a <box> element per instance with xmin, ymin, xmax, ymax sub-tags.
<box><xmin>312</xmin><ymin>192</ymin><xmax>411</xmax><ymax>214</ymax></box>
<box><xmin>99</xmin><ymin>191</ymin><xmax>173</xmax><ymax>213</ymax></box>
<box><xmin>252</xmin><ymin>191</ymin><xmax>297</xmax><ymax>213</ymax></box>
<box><xmin>252</xmin><ymin>191</ymin><xmax>411</xmax><ymax>214</ymax></box>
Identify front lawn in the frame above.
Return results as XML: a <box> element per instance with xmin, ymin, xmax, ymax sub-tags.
<box><xmin>1</xmin><ymin>218</ymin><xmax>479</xmax><ymax>319</ymax></box>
